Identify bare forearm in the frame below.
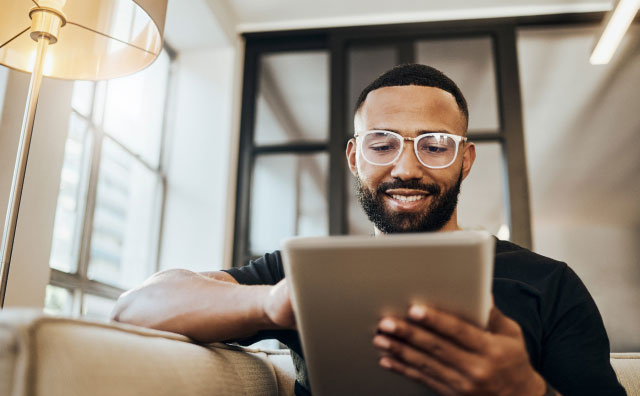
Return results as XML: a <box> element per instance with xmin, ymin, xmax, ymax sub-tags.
<box><xmin>112</xmin><ymin>269</ymin><xmax>275</xmax><ymax>343</ymax></box>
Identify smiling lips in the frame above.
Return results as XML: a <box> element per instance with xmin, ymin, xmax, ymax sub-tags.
<box><xmin>390</xmin><ymin>194</ymin><xmax>424</xmax><ymax>202</ymax></box>
<box><xmin>385</xmin><ymin>189</ymin><xmax>431</xmax><ymax>208</ymax></box>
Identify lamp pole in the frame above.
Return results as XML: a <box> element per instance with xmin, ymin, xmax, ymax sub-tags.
<box><xmin>0</xmin><ymin>6</ymin><xmax>61</xmax><ymax>307</ymax></box>
<box><xmin>0</xmin><ymin>35</ymin><xmax>49</xmax><ymax>307</ymax></box>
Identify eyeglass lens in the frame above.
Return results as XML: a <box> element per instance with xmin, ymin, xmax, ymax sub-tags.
<box><xmin>361</xmin><ymin>131</ymin><xmax>458</xmax><ymax>167</ymax></box>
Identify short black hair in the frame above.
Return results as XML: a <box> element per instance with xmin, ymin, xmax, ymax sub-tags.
<box><xmin>354</xmin><ymin>63</ymin><xmax>469</xmax><ymax>129</ymax></box>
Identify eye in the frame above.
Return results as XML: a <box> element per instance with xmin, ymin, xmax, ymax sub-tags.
<box><xmin>421</xmin><ymin>145</ymin><xmax>449</xmax><ymax>154</ymax></box>
<box><xmin>366</xmin><ymin>136</ymin><xmax>400</xmax><ymax>152</ymax></box>
<box><xmin>370</xmin><ymin>144</ymin><xmax>394</xmax><ymax>152</ymax></box>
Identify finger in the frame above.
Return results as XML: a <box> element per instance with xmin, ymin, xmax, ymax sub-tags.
<box><xmin>406</xmin><ymin>305</ymin><xmax>490</xmax><ymax>351</ymax></box>
<box><xmin>487</xmin><ymin>306</ymin><xmax>521</xmax><ymax>337</ymax></box>
<box><xmin>373</xmin><ymin>334</ymin><xmax>476</xmax><ymax>388</ymax></box>
<box><xmin>377</xmin><ymin>318</ymin><xmax>481</xmax><ymax>371</ymax></box>
<box><xmin>379</xmin><ymin>356</ymin><xmax>457</xmax><ymax>396</ymax></box>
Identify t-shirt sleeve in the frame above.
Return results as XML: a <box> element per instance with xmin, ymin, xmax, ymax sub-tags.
<box><xmin>540</xmin><ymin>265</ymin><xmax>626</xmax><ymax>396</ymax></box>
<box><xmin>221</xmin><ymin>251</ymin><xmax>285</xmax><ymax>285</ymax></box>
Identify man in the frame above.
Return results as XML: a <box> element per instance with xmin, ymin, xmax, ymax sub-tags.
<box><xmin>113</xmin><ymin>64</ymin><xmax>625</xmax><ymax>396</ymax></box>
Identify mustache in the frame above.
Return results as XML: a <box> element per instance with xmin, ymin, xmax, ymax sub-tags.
<box><xmin>376</xmin><ymin>179</ymin><xmax>441</xmax><ymax>196</ymax></box>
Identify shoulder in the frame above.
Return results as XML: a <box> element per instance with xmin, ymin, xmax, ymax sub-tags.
<box><xmin>493</xmin><ymin>239</ymin><xmax>572</xmax><ymax>295</ymax></box>
<box><xmin>222</xmin><ymin>250</ymin><xmax>285</xmax><ymax>285</ymax></box>
<box><xmin>495</xmin><ymin>238</ymin><xmax>565</xmax><ymax>269</ymax></box>
<box><xmin>493</xmin><ymin>239</ymin><xmax>595</xmax><ymax>313</ymax></box>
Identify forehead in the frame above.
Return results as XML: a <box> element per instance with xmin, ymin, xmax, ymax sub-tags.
<box><xmin>355</xmin><ymin>85</ymin><xmax>466</xmax><ymax>136</ymax></box>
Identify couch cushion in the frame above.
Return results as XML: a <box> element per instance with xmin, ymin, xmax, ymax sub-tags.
<box><xmin>0</xmin><ymin>309</ymin><xmax>295</xmax><ymax>396</ymax></box>
<box><xmin>611</xmin><ymin>353</ymin><xmax>640</xmax><ymax>396</ymax></box>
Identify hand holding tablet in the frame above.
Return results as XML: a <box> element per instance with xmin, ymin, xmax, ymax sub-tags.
<box><xmin>372</xmin><ymin>301</ymin><xmax>545</xmax><ymax>396</ymax></box>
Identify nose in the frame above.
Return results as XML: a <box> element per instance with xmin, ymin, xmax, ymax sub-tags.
<box><xmin>390</xmin><ymin>141</ymin><xmax>425</xmax><ymax>181</ymax></box>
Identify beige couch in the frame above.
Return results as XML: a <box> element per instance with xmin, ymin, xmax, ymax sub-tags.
<box><xmin>1</xmin><ymin>309</ymin><xmax>638</xmax><ymax>396</ymax></box>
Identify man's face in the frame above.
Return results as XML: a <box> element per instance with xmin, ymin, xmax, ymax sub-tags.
<box><xmin>346</xmin><ymin>85</ymin><xmax>475</xmax><ymax>234</ymax></box>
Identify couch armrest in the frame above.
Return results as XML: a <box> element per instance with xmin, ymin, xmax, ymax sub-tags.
<box><xmin>0</xmin><ymin>309</ymin><xmax>295</xmax><ymax>396</ymax></box>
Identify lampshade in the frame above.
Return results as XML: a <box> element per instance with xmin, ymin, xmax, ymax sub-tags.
<box><xmin>0</xmin><ymin>0</ymin><xmax>167</xmax><ymax>80</ymax></box>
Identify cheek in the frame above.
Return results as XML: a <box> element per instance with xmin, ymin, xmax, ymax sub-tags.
<box><xmin>356</xmin><ymin>153</ymin><xmax>388</xmax><ymax>186</ymax></box>
<box><xmin>433</xmin><ymin>166</ymin><xmax>462</xmax><ymax>187</ymax></box>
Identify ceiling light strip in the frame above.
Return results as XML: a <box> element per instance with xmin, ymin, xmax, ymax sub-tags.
<box><xmin>590</xmin><ymin>0</ymin><xmax>640</xmax><ymax>65</ymax></box>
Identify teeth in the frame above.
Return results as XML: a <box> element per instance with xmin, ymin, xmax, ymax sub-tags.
<box><xmin>391</xmin><ymin>195</ymin><xmax>425</xmax><ymax>202</ymax></box>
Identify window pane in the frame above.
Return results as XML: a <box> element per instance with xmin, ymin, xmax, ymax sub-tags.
<box><xmin>82</xmin><ymin>294</ymin><xmax>117</xmax><ymax>322</ymax></box>
<box><xmin>250</xmin><ymin>153</ymin><xmax>329</xmax><ymax>255</ymax></box>
<box><xmin>44</xmin><ymin>285</ymin><xmax>73</xmax><ymax>316</ymax></box>
<box><xmin>50</xmin><ymin>113</ymin><xmax>92</xmax><ymax>273</ymax></box>
<box><xmin>88</xmin><ymin>137</ymin><xmax>161</xmax><ymax>289</ymax></box>
<box><xmin>457</xmin><ymin>142</ymin><xmax>508</xmax><ymax>237</ymax></box>
<box><xmin>415</xmin><ymin>37</ymin><xmax>500</xmax><ymax>133</ymax></box>
<box><xmin>102</xmin><ymin>50</ymin><xmax>170</xmax><ymax>167</ymax></box>
<box><xmin>71</xmin><ymin>81</ymin><xmax>94</xmax><ymax>117</ymax></box>
<box><xmin>254</xmin><ymin>51</ymin><xmax>329</xmax><ymax>145</ymax></box>
<box><xmin>347</xmin><ymin>46</ymin><xmax>398</xmax><ymax>137</ymax></box>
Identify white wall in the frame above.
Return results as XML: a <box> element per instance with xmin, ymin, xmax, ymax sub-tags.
<box><xmin>158</xmin><ymin>44</ymin><xmax>240</xmax><ymax>272</ymax></box>
<box><xmin>533</xmin><ymin>223</ymin><xmax>640</xmax><ymax>352</ymax></box>
<box><xmin>519</xmin><ymin>25</ymin><xmax>640</xmax><ymax>352</ymax></box>
<box><xmin>0</xmin><ymin>69</ymin><xmax>72</xmax><ymax>307</ymax></box>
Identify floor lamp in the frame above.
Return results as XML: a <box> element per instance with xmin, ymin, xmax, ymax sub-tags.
<box><xmin>0</xmin><ymin>0</ymin><xmax>167</xmax><ymax>307</ymax></box>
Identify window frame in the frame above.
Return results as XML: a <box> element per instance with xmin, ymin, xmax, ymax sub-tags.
<box><xmin>48</xmin><ymin>43</ymin><xmax>177</xmax><ymax>315</ymax></box>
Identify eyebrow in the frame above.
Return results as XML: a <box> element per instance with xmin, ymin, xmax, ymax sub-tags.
<box><xmin>370</xmin><ymin>128</ymin><xmax>454</xmax><ymax>136</ymax></box>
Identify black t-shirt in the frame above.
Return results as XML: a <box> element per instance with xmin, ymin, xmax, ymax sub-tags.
<box><xmin>223</xmin><ymin>239</ymin><xmax>626</xmax><ymax>396</ymax></box>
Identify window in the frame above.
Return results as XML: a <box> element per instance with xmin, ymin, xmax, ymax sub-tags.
<box><xmin>45</xmin><ymin>48</ymin><xmax>174</xmax><ymax>320</ymax></box>
<box><xmin>234</xmin><ymin>44</ymin><xmax>334</xmax><ymax>265</ymax></box>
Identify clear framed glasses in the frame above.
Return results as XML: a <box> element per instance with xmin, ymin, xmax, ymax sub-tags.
<box><xmin>354</xmin><ymin>130</ymin><xmax>468</xmax><ymax>169</ymax></box>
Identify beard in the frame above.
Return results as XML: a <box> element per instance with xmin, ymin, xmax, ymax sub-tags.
<box><xmin>355</xmin><ymin>170</ymin><xmax>463</xmax><ymax>234</ymax></box>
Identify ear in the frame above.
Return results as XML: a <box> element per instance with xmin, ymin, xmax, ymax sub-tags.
<box><xmin>346</xmin><ymin>138</ymin><xmax>358</xmax><ymax>177</ymax></box>
<box><xmin>461</xmin><ymin>141</ymin><xmax>476</xmax><ymax>181</ymax></box>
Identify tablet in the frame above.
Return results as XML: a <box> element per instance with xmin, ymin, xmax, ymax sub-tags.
<box><xmin>281</xmin><ymin>231</ymin><xmax>495</xmax><ymax>396</ymax></box>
